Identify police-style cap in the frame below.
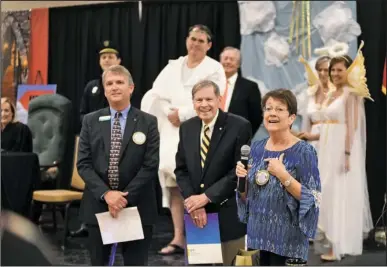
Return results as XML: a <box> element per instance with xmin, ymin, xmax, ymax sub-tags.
<box><xmin>99</xmin><ymin>40</ymin><xmax>120</xmax><ymax>56</ymax></box>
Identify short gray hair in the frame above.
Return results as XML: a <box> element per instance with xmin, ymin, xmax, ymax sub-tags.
<box><xmin>192</xmin><ymin>80</ymin><xmax>220</xmax><ymax>99</ymax></box>
<box><xmin>102</xmin><ymin>65</ymin><xmax>134</xmax><ymax>85</ymax></box>
<box><xmin>220</xmin><ymin>46</ymin><xmax>241</xmax><ymax>64</ymax></box>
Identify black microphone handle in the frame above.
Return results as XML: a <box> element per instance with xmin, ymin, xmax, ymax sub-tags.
<box><xmin>238</xmin><ymin>155</ymin><xmax>249</xmax><ymax>193</ymax></box>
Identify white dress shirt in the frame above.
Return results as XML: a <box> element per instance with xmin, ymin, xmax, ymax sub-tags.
<box><xmin>200</xmin><ymin>109</ymin><xmax>219</xmax><ymax>142</ymax></box>
<box><xmin>224</xmin><ymin>72</ymin><xmax>238</xmax><ymax>111</ymax></box>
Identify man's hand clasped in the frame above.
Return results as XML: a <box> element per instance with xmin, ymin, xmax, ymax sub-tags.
<box><xmin>184</xmin><ymin>194</ymin><xmax>209</xmax><ymax>228</ymax></box>
<box><xmin>104</xmin><ymin>191</ymin><xmax>128</xmax><ymax>218</ymax></box>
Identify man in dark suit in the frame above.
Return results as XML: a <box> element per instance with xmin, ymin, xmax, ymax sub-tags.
<box><xmin>175</xmin><ymin>80</ymin><xmax>252</xmax><ymax>265</ymax></box>
<box><xmin>219</xmin><ymin>46</ymin><xmax>262</xmax><ymax>134</ymax></box>
<box><xmin>77</xmin><ymin>65</ymin><xmax>159</xmax><ymax>266</ymax></box>
<box><xmin>72</xmin><ymin>40</ymin><xmax>122</xmax><ymax>238</ymax></box>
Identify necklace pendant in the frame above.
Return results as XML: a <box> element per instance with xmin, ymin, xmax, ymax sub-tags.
<box><xmin>255</xmin><ymin>170</ymin><xmax>270</xmax><ymax>186</ymax></box>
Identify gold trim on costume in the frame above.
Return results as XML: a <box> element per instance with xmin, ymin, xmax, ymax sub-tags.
<box><xmin>311</xmin><ymin>120</ymin><xmax>339</xmax><ymax>125</ymax></box>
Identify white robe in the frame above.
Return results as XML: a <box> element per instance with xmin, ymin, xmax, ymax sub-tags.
<box><xmin>313</xmin><ymin>87</ymin><xmax>373</xmax><ymax>259</ymax></box>
<box><xmin>141</xmin><ymin>55</ymin><xmax>226</xmax><ymax>208</ymax></box>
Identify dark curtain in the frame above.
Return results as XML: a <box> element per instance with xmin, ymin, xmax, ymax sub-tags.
<box><xmin>47</xmin><ymin>2</ymin><xmax>141</xmax><ymax>188</ymax></box>
<box><xmin>357</xmin><ymin>0</ymin><xmax>386</xmax><ymax>224</ymax></box>
<box><xmin>137</xmin><ymin>0</ymin><xmax>241</xmax><ymax>98</ymax></box>
<box><xmin>48</xmin><ymin>2</ymin><xmax>141</xmax><ymax>133</ymax></box>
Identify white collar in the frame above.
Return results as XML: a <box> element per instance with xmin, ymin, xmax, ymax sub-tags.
<box><xmin>201</xmin><ymin>109</ymin><xmax>219</xmax><ymax>131</ymax></box>
<box><xmin>227</xmin><ymin>72</ymin><xmax>238</xmax><ymax>85</ymax></box>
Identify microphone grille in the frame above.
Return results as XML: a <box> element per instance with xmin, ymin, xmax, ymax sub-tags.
<box><xmin>241</xmin><ymin>145</ymin><xmax>251</xmax><ymax>156</ymax></box>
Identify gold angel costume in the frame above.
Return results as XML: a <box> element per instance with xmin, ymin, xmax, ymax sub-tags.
<box><xmin>300</xmin><ymin>41</ymin><xmax>373</xmax><ymax>260</ymax></box>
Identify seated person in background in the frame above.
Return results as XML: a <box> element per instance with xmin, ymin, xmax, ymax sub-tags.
<box><xmin>1</xmin><ymin>97</ymin><xmax>33</xmax><ymax>152</ymax></box>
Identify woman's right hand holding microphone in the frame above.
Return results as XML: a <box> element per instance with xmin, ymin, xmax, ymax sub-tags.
<box><xmin>236</xmin><ymin>161</ymin><xmax>248</xmax><ymax>178</ymax></box>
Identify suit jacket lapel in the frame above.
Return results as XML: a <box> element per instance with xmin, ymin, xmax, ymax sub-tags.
<box><xmin>119</xmin><ymin>108</ymin><xmax>138</xmax><ymax>161</ymax></box>
<box><xmin>191</xmin><ymin>118</ymin><xmax>202</xmax><ymax>179</ymax></box>
<box><xmin>100</xmin><ymin>108</ymin><xmax>112</xmax><ymax>160</ymax></box>
<box><xmin>202</xmin><ymin>110</ymin><xmax>227</xmax><ymax>176</ymax></box>
<box><xmin>228</xmin><ymin>76</ymin><xmax>241</xmax><ymax>111</ymax></box>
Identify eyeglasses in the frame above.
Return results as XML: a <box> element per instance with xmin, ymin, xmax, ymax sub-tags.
<box><xmin>263</xmin><ymin>107</ymin><xmax>288</xmax><ymax>113</ymax></box>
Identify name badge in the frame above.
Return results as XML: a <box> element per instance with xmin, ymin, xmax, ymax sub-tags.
<box><xmin>132</xmin><ymin>132</ymin><xmax>146</xmax><ymax>145</ymax></box>
<box><xmin>99</xmin><ymin>115</ymin><xmax>111</xmax><ymax>121</ymax></box>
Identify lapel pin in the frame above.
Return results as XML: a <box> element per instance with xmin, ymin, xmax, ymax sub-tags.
<box><xmin>219</xmin><ymin>127</ymin><xmax>223</xmax><ymax>130</ymax></box>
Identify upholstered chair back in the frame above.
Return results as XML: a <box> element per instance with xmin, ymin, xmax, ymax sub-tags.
<box><xmin>27</xmin><ymin>94</ymin><xmax>72</xmax><ymax>167</ymax></box>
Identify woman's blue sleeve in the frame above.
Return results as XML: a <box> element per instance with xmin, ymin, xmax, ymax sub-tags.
<box><xmin>286</xmin><ymin>145</ymin><xmax>321</xmax><ymax>238</ymax></box>
<box><xmin>236</xmin><ymin>190</ymin><xmax>249</xmax><ymax>223</ymax></box>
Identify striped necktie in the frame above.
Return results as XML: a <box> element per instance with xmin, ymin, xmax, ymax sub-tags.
<box><xmin>108</xmin><ymin>112</ymin><xmax>122</xmax><ymax>190</ymax></box>
<box><xmin>200</xmin><ymin>125</ymin><xmax>210</xmax><ymax>168</ymax></box>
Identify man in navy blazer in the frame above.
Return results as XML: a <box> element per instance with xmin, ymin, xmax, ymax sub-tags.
<box><xmin>77</xmin><ymin>65</ymin><xmax>159</xmax><ymax>266</ymax></box>
<box><xmin>175</xmin><ymin>80</ymin><xmax>252</xmax><ymax>265</ymax></box>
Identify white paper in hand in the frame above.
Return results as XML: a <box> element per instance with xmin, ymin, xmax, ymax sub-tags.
<box><xmin>95</xmin><ymin>207</ymin><xmax>144</xmax><ymax>245</ymax></box>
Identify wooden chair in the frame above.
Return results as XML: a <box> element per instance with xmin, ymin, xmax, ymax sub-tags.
<box><xmin>30</xmin><ymin>136</ymin><xmax>84</xmax><ymax>250</ymax></box>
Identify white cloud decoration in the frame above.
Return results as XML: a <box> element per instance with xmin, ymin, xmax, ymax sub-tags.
<box><xmin>313</xmin><ymin>1</ymin><xmax>361</xmax><ymax>45</ymax></box>
<box><xmin>264</xmin><ymin>32</ymin><xmax>290</xmax><ymax>67</ymax></box>
<box><xmin>238</xmin><ymin>1</ymin><xmax>276</xmax><ymax>35</ymax></box>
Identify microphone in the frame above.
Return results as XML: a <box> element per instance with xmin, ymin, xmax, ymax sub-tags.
<box><xmin>238</xmin><ymin>145</ymin><xmax>251</xmax><ymax>193</ymax></box>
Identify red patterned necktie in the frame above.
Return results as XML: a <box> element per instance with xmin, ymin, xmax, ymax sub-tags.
<box><xmin>108</xmin><ymin>112</ymin><xmax>122</xmax><ymax>190</ymax></box>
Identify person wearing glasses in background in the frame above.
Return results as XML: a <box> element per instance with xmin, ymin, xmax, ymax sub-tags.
<box><xmin>236</xmin><ymin>89</ymin><xmax>321</xmax><ymax>265</ymax></box>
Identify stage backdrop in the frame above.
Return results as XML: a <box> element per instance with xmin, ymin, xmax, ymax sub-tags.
<box><xmin>28</xmin><ymin>8</ymin><xmax>49</xmax><ymax>85</ymax></box>
<box><xmin>1</xmin><ymin>10</ymin><xmax>31</xmax><ymax>105</ymax></box>
<box><xmin>47</xmin><ymin>1</ymin><xmax>142</xmax><ymax>134</ymax></box>
<box><xmin>47</xmin><ymin>2</ymin><xmax>142</xmax><ymax>189</ymax></box>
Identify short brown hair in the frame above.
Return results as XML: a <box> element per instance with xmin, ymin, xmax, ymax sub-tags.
<box><xmin>329</xmin><ymin>55</ymin><xmax>353</xmax><ymax>81</ymax></box>
<box><xmin>315</xmin><ymin>56</ymin><xmax>330</xmax><ymax>71</ymax></box>
<box><xmin>102</xmin><ymin>65</ymin><xmax>134</xmax><ymax>85</ymax></box>
<box><xmin>261</xmin><ymin>89</ymin><xmax>297</xmax><ymax>115</ymax></box>
<box><xmin>188</xmin><ymin>24</ymin><xmax>212</xmax><ymax>42</ymax></box>
<box><xmin>1</xmin><ymin>97</ymin><xmax>16</xmax><ymax>122</ymax></box>
<box><xmin>192</xmin><ymin>80</ymin><xmax>220</xmax><ymax>99</ymax></box>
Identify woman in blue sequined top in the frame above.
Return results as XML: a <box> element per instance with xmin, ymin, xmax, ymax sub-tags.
<box><xmin>236</xmin><ymin>89</ymin><xmax>321</xmax><ymax>265</ymax></box>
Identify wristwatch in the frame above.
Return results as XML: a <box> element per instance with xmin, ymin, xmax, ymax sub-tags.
<box><xmin>283</xmin><ymin>176</ymin><xmax>293</xmax><ymax>187</ymax></box>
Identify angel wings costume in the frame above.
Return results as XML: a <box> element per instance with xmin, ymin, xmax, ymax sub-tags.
<box><xmin>300</xmin><ymin>41</ymin><xmax>373</xmax><ymax>260</ymax></box>
<box><xmin>141</xmin><ymin>56</ymin><xmax>226</xmax><ymax>208</ymax></box>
